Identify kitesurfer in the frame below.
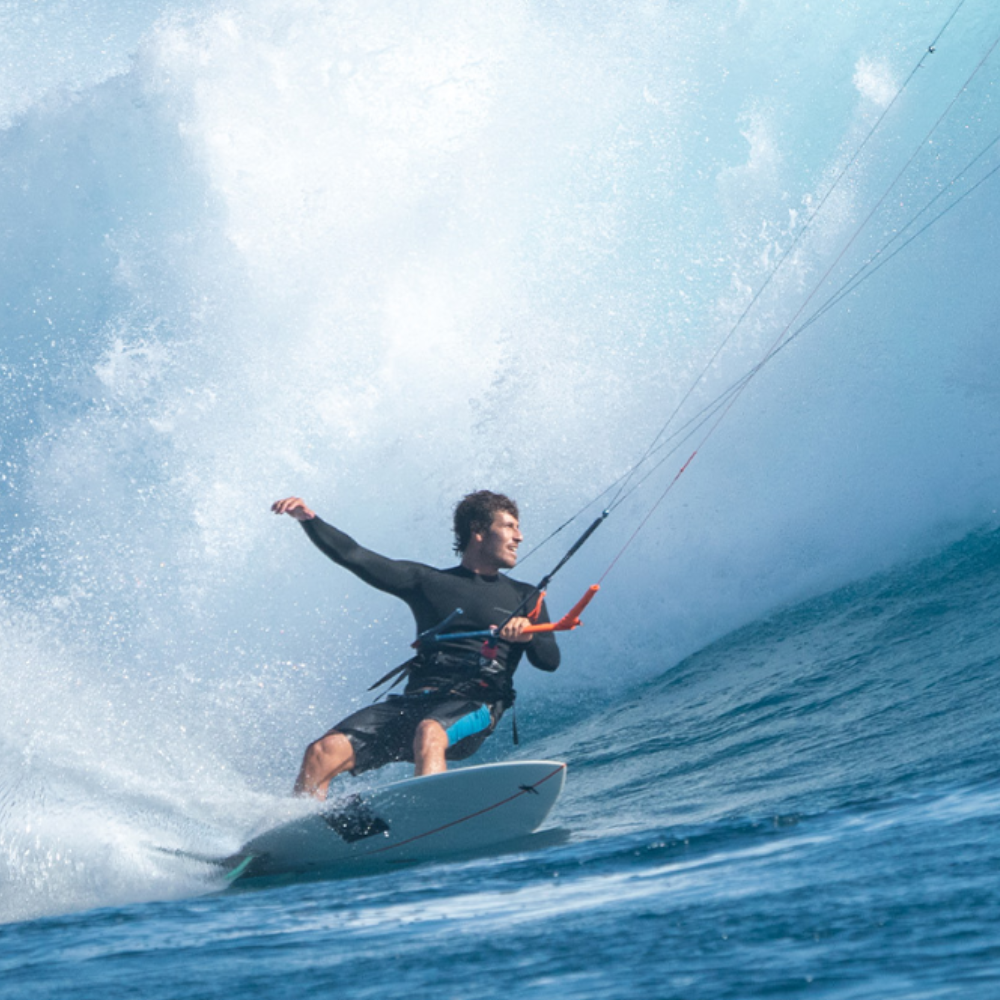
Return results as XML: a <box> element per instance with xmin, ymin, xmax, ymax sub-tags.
<box><xmin>271</xmin><ymin>491</ymin><xmax>561</xmax><ymax>799</ymax></box>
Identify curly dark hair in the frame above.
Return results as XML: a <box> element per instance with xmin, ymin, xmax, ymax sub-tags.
<box><xmin>452</xmin><ymin>490</ymin><xmax>519</xmax><ymax>554</ymax></box>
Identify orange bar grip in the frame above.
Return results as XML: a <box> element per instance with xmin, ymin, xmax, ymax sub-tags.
<box><xmin>521</xmin><ymin>584</ymin><xmax>600</xmax><ymax>634</ymax></box>
<box><xmin>526</xmin><ymin>590</ymin><xmax>546</xmax><ymax>623</ymax></box>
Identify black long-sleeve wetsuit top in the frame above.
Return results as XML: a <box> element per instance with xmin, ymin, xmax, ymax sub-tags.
<box><xmin>302</xmin><ymin>517</ymin><xmax>560</xmax><ymax>701</ymax></box>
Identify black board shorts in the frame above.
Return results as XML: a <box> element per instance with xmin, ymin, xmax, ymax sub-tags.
<box><xmin>331</xmin><ymin>689</ymin><xmax>502</xmax><ymax>775</ymax></box>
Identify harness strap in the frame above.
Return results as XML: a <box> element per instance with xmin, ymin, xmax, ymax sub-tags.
<box><xmin>367</xmin><ymin>655</ymin><xmax>418</xmax><ymax>694</ymax></box>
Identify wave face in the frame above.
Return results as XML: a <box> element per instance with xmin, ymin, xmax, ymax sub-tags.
<box><xmin>1</xmin><ymin>0</ymin><xmax>999</xmax><ymax>991</ymax></box>
<box><xmin>3</xmin><ymin>524</ymin><xmax>999</xmax><ymax>995</ymax></box>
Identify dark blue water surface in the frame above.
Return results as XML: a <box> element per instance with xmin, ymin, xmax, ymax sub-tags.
<box><xmin>3</xmin><ymin>1</ymin><xmax>1000</xmax><ymax>997</ymax></box>
<box><xmin>3</xmin><ymin>529</ymin><xmax>999</xmax><ymax>999</ymax></box>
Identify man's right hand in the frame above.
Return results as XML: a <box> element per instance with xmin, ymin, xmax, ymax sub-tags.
<box><xmin>271</xmin><ymin>497</ymin><xmax>316</xmax><ymax>521</ymax></box>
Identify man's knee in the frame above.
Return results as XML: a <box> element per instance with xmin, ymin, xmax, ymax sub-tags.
<box><xmin>414</xmin><ymin>718</ymin><xmax>447</xmax><ymax>751</ymax></box>
<box><xmin>306</xmin><ymin>730</ymin><xmax>354</xmax><ymax>768</ymax></box>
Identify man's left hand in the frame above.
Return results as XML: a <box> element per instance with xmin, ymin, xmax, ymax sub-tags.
<box><xmin>497</xmin><ymin>617</ymin><xmax>533</xmax><ymax>643</ymax></box>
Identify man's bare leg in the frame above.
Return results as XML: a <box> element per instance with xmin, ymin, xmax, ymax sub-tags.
<box><xmin>294</xmin><ymin>731</ymin><xmax>356</xmax><ymax>799</ymax></box>
<box><xmin>413</xmin><ymin>719</ymin><xmax>448</xmax><ymax>776</ymax></box>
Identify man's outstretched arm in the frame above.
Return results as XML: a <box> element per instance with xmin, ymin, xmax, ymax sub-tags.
<box><xmin>271</xmin><ymin>496</ymin><xmax>421</xmax><ymax>598</ymax></box>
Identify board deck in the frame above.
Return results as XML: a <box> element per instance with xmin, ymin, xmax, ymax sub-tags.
<box><xmin>222</xmin><ymin>760</ymin><xmax>567</xmax><ymax>881</ymax></box>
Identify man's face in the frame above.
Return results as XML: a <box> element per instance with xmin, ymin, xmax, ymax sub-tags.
<box><xmin>479</xmin><ymin>510</ymin><xmax>523</xmax><ymax>570</ymax></box>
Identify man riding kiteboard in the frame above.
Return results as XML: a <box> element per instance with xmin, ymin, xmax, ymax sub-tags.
<box><xmin>271</xmin><ymin>491</ymin><xmax>561</xmax><ymax>799</ymax></box>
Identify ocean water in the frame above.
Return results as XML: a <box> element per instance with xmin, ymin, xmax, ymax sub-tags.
<box><xmin>2</xmin><ymin>1</ymin><xmax>1000</xmax><ymax>997</ymax></box>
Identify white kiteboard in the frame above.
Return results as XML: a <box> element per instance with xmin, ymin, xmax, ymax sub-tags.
<box><xmin>222</xmin><ymin>759</ymin><xmax>567</xmax><ymax>881</ymax></box>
